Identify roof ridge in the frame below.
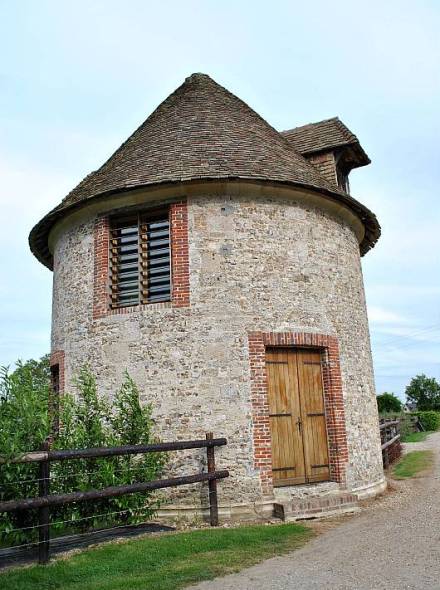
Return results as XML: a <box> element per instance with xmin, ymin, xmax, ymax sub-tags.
<box><xmin>281</xmin><ymin>116</ymin><xmax>339</xmax><ymax>136</ymax></box>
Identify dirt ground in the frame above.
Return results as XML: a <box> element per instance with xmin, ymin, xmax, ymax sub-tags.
<box><xmin>190</xmin><ymin>433</ymin><xmax>440</xmax><ymax>590</ymax></box>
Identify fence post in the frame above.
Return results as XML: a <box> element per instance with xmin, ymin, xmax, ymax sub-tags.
<box><xmin>205</xmin><ymin>432</ymin><xmax>219</xmax><ymax>526</ymax></box>
<box><xmin>384</xmin><ymin>425</ymin><xmax>390</xmax><ymax>469</ymax></box>
<box><xmin>38</xmin><ymin>439</ymin><xmax>51</xmax><ymax>564</ymax></box>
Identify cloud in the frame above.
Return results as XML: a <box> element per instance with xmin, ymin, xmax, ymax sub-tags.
<box><xmin>368</xmin><ymin>306</ymin><xmax>413</xmax><ymax>326</ymax></box>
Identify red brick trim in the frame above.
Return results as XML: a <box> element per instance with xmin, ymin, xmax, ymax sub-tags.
<box><xmin>248</xmin><ymin>331</ymin><xmax>349</xmax><ymax>496</ymax></box>
<box><xmin>93</xmin><ymin>216</ymin><xmax>110</xmax><ymax>320</ymax></box>
<box><xmin>170</xmin><ymin>200</ymin><xmax>190</xmax><ymax>308</ymax></box>
<box><xmin>105</xmin><ymin>301</ymin><xmax>173</xmax><ymax>315</ymax></box>
<box><xmin>92</xmin><ymin>200</ymin><xmax>190</xmax><ymax>317</ymax></box>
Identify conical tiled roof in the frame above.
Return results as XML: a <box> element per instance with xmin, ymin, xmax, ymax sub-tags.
<box><xmin>29</xmin><ymin>73</ymin><xmax>380</xmax><ymax>268</ymax></box>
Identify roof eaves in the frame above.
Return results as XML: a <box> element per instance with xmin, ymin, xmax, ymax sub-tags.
<box><xmin>29</xmin><ymin>175</ymin><xmax>380</xmax><ymax>271</ymax></box>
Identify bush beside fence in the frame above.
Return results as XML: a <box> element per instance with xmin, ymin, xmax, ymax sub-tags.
<box><xmin>0</xmin><ymin>435</ymin><xmax>229</xmax><ymax>565</ymax></box>
<box><xmin>413</xmin><ymin>411</ymin><xmax>440</xmax><ymax>431</ymax></box>
<box><xmin>0</xmin><ymin>367</ymin><xmax>165</xmax><ymax>550</ymax></box>
<box><xmin>379</xmin><ymin>411</ymin><xmax>440</xmax><ymax>438</ymax></box>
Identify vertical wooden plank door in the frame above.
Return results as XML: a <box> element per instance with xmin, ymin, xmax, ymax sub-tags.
<box><xmin>266</xmin><ymin>348</ymin><xmax>305</xmax><ymax>486</ymax></box>
<box><xmin>266</xmin><ymin>347</ymin><xmax>330</xmax><ymax>487</ymax></box>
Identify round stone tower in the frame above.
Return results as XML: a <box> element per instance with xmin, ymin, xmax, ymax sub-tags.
<box><xmin>30</xmin><ymin>73</ymin><xmax>385</xmax><ymax>521</ymax></box>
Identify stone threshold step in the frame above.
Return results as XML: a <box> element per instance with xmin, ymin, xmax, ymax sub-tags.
<box><xmin>273</xmin><ymin>493</ymin><xmax>359</xmax><ymax>521</ymax></box>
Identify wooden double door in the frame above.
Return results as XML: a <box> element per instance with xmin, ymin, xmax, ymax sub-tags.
<box><xmin>266</xmin><ymin>347</ymin><xmax>330</xmax><ymax>486</ymax></box>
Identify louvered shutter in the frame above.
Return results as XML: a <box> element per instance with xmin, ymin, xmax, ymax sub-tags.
<box><xmin>140</xmin><ymin>217</ymin><xmax>171</xmax><ymax>303</ymax></box>
<box><xmin>110</xmin><ymin>210</ymin><xmax>171</xmax><ymax>308</ymax></box>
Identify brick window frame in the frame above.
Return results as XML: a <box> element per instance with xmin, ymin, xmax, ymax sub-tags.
<box><xmin>93</xmin><ymin>200</ymin><xmax>190</xmax><ymax>318</ymax></box>
<box><xmin>50</xmin><ymin>350</ymin><xmax>65</xmax><ymax>435</ymax></box>
<box><xmin>248</xmin><ymin>331</ymin><xmax>349</xmax><ymax>497</ymax></box>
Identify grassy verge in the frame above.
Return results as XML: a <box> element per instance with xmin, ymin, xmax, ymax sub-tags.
<box><xmin>0</xmin><ymin>523</ymin><xmax>313</xmax><ymax>590</ymax></box>
<box><xmin>401</xmin><ymin>431</ymin><xmax>433</xmax><ymax>443</ymax></box>
<box><xmin>393</xmin><ymin>450</ymin><xmax>434</xmax><ymax>479</ymax></box>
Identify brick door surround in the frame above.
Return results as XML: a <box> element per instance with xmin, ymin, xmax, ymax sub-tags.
<box><xmin>248</xmin><ymin>331</ymin><xmax>349</xmax><ymax>496</ymax></box>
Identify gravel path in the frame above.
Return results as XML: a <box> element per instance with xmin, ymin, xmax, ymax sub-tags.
<box><xmin>191</xmin><ymin>432</ymin><xmax>440</xmax><ymax>590</ymax></box>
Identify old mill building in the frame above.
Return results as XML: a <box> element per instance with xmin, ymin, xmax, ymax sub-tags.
<box><xmin>30</xmin><ymin>73</ymin><xmax>384</xmax><ymax>520</ymax></box>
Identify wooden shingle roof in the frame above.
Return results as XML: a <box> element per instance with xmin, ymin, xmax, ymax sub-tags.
<box><xmin>29</xmin><ymin>74</ymin><xmax>380</xmax><ymax>268</ymax></box>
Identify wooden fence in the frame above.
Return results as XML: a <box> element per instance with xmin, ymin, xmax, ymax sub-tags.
<box><xmin>379</xmin><ymin>420</ymin><xmax>401</xmax><ymax>468</ymax></box>
<box><xmin>0</xmin><ymin>433</ymin><xmax>228</xmax><ymax>565</ymax></box>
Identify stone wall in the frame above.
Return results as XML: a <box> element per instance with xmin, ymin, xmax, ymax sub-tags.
<box><xmin>51</xmin><ymin>187</ymin><xmax>384</xmax><ymax>512</ymax></box>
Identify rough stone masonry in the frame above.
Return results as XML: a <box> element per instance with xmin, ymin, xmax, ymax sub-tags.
<box><xmin>50</xmin><ymin>186</ymin><xmax>384</xmax><ymax>519</ymax></box>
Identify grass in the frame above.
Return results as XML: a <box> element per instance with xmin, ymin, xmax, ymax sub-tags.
<box><xmin>401</xmin><ymin>431</ymin><xmax>433</xmax><ymax>443</ymax></box>
<box><xmin>393</xmin><ymin>450</ymin><xmax>434</xmax><ymax>479</ymax></box>
<box><xmin>0</xmin><ymin>523</ymin><xmax>313</xmax><ymax>590</ymax></box>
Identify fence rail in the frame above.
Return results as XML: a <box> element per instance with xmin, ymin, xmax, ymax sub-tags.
<box><xmin>379</xmin><ymin>420</ymin><xmax>401</xmax><ymax>468</ymax></box>
<box><xmin>0</xmin><ymin>437</ymin><xmax>227</xmax><ymax>465</ymax></box>
<box><xmin>0</xmin><ymin>433</ymin><xmax>228</xmax><ymax>565</ymax></box>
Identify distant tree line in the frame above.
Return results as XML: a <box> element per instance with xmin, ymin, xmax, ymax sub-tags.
<box><xmin>377</xmin><ymin>374</ymin><xmax>440</xmax><ymax>414</ymax></box>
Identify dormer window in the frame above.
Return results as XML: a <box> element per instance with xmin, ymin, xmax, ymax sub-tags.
<box><xmin>281</xmin><ymin>117</ymin><xmax>370</xmax><ymax>197</ymax></box>
<box><xmin>337</xmin><ymin>165</ymin><xmax>350</xmax><ymax>194</ymax></box>
<box><xmin>109</xmin><ymin>209</ymin><xmax>171</xmax><ymax>308</ymax></box>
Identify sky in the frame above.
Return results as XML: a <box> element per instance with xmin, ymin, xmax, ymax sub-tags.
<box><xmin>0</xmin><ymin>0</ymin><xmax>439</xmax><ymax>400</ymax></box>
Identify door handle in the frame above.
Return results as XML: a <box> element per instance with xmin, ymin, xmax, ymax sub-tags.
<box><xmin>296</xmin><ymin>417</ymin><xmax>303</xmax><ymax>433</ymax></box>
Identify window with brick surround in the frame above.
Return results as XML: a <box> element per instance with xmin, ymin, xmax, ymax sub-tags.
<box><xmin>50</xmin><ymin>363</ymin><xmax>60</xmax><ymax>434</ymax></box>
<box><xmin>109</xmin><ymin>209</ymin><xmax>171</xmax><ymax>308</ymax></box>
<box><xmin>51</xmin><ymin>363</ymin><xmax>60</xmax><ymax>395</ymax></box>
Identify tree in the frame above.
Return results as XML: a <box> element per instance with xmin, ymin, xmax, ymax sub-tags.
<box><xmin>0</xmin><ymin>356</ymin><xmax>51</xmax><ymax>542</ymax></box>
<box><xmin>0</xmin><ymin>354</ymin><xmax>50</xmax><ymax>403</ymax></box>
<box><xmin>376</xmin><ymin>392</ymin><xmax>402</xmax><ymax>414</ymax></box>
<box><xmin>0</xmin><ymin>355</ymin><xmax>51</xmax><ymax>453</ymax></box>
<box><xmin>405</xmin><ymin>374</ymin><xmax>440</xmax><ymax>411</ymax></box>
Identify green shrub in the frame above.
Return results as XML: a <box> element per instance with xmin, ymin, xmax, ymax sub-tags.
<box><xmin>0</xmin><ymin>358</ymin><xmax>51</xmax><ymax>543</ymax></box>
<box><xmin>377</xmin><ymin>392</ymin><xmax>402</xmax><ymax>413</ymax></box>
<box><xmin>413</xmin><ymin>410</ymin><xmax>440</xmax><ymax>432</ymax></box>
<box><xmin>0</xmin><ymin>360</ymin><xmax>165</xmax><ymax>547</ymax></box>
